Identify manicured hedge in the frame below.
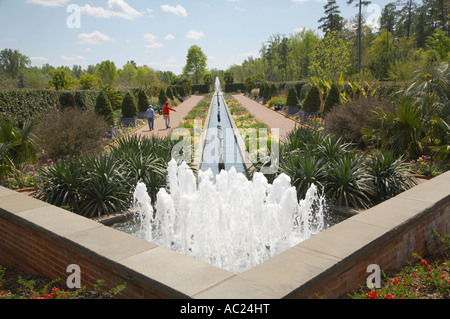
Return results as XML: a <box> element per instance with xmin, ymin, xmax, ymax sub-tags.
<box><xmin>0</xmin><ymin>89</ymin><xmax>98</xmax><ymax>128</ymax></box>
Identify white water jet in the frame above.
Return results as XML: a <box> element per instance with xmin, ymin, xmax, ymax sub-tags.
<box><xmin>131</xmin><ymin>159</ymin><xmax>328</xmax><ymax>274</ymax></box>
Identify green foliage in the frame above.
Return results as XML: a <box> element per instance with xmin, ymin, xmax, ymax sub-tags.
<box><xmin>286</xmin><ymin>85</ymin><xmax>300</xmax><ymax>107</ymax></box>
<box><xmin>158</xmin><ymin>87</ymin><xmax>167</xmax><ymax>105</ymax></box>
<box><xmin>183</xmin><ymin>45</ymin><xmax>207</xmax><ymax>84</ymax></box>
<box><xmin>166</xmin><ymin>86</ymin><xmax>174</xmax><ymax>101</ymax></box>
<box><xmin>95</xmin><ymin>91</ymin><xmax>114</xmax><ymax>126</ymax></box>
<box><xmin>302</xmin><ymin>85</ymin><xmax>321</xmax><ymax>112</ymax></box>
<box><xmin>323</xmin><ymin>83</ymin><xmax>340</xmax><ymax>115</ymax></box>
<box><xmin>80</xmin><ymin>74</ymin><xmax>101</xmax><ymax>90</ymax></box>
<box><xmin>137</xmin><ymin>89</ymin><xmax>150</xmax><ymax>113</ymax></box>
<box><xmin>309</xmin><ymin>31</ymin><xmax>351</xmax><ymax>81</ymax></box>
<box><xmin>49</xmin><ymin>69</ymin><xmax>72</xmax><ymax>91</ymax></box>
<box><xmin>121</xmin><ymin>91</ymin><xmax>137</xmax><ymax>118</ymax></box>
<box><xmin>0</xmin><ymin>115</ymin><xmax>37</xmax><ymax>179</ymax></box>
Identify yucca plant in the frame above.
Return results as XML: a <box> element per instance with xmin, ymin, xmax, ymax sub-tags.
<box><xmin>366</xmin><ymin>151</ymin><xmax>417</xmax><ymax>203</ymax></box>
<box><xmin>0</xmin><ymin>116</ymin><xmax>37</xmax><ymax>173</ymax></box>
<box><xmin>324</xmin><ymin>154</ymin><xmax>375</xmax><ymax>209</ymax></box>
<box><xmin>77</xmin><ymin>154</ymin><xmax>131</xmax><ymax>218</ymax></box>
<box><xmin>35</xmin><ymin>158</ymin><xmax>83</xmax><ymax>212</ymax></box>
<box><xmin>280</xmin><ymin>152</ymin><xmax>326</xmax><ymax>199</ymax></box>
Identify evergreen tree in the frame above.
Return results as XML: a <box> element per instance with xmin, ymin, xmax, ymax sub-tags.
<box><xmin>347</xmin><ymin>0</ymin><xmax>372</xmax><ymax>73</ymax></box>
<box><xmin>318</xmin><ymin>0</ymin><xmax>345</xmax><ymax>35</ymax></box>
<box><xmin>121</xmin><ymin>92</ymin><xmax>138</xmax><ymax>118</ymax></box>
<box><xmin>95</xmin><ymin>91</ymin><xmax>114</xmax><ymax>126</ymax></box>
<box><xmin>158</xmin><ymin>87</ymin><xmax>168</xmax><ymax>105</ymax></box>
<box><xmin>269</xmin><ymin>84</ymin><xmax>278</xmax><ymax>99</ymax></box>
<box><xmin>286</xmin><ymin>86</ymin><xmax>300</xmax><ymax>107</ymax></box>
<box><xmin>323</xmin><ymin>83</ymin><xmax>340</xmax><ymax>115</ymax></box>
<box><xmin>137</xmin><ymin>90</ymin><xmax>150</xmax><ymax>113</ymax></box>
<box><xmin>302</xmin><ymin>85</ymin><xmax>321</xmax><ymax>112</ymax></box>
<box><xmin>166</xmin><ymin>86</ymin><xmax>174</xmax><ymax>101</ymax></box>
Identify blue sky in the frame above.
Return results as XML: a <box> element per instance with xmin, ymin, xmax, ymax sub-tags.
<box><xmin>0</xmin><ymin>0</ymin><xmax>395</xmax><ymax>74</ymax></box>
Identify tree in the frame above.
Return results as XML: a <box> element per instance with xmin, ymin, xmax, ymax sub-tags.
<box><xmin>95</xmin><ymin>60</ymin><xmax>117</xmax><ymax>86</ymax></box>
<box><xmin>50</xmin><ymin>68</ymin><xmax>72</xmax><ymax>91</ymax></box>
<box><xmin>121</xmin><ymin>92</ymin><xmax>138</xmax><ymax>118</ymax></box>
<box><xmin>137</xmin><ymin>90</ymin><xmax>150</xmax><ymax>113</ymax></box>
<box><xmin>380</xmin><ymin>3</ymin><xmax>397</xmax><ymax>35</ymax></box>
<box><xmin>0</xmin><ymin>49</ymin><xmax>31</xmax><ymax>80</ymax></box>
<box><xmin>347</xmin><ymin>0</ymin><xmax>372</xmax><ymax>73</ymax></box>
<box><xmin>323</xmin><ymin>83</ymin><xmax>341</xmax><ymax>115</ymax></box>
<box><xmin>183</xmin><ymin>45</ymin><xmax>207</xmax><ymax>84</ymax></box>
<box><xmin>286</xmin><ymin>86</ymin><xmax>300</xmax><ymax>107</ymax></box>
<box><xmin>80</xmin><ymin>74</ymin><xmax>101</xmax><ymax>90</ymax></box>
<box><xmin>309</xmin><ymin>31</ymin><xmax>352</xmax><ymax>81</ymax></box>
<box><xmin>396</xmin><ymin>0</ymin><xmax>418</xmax><ymax>38</ymax></box>
<box><xmin>95</xmin><ymin>91</ymin><xmax>114</xmax><ymax>126</ymax></box>
<box><xmin>224</xmin><ymin>71</ymin><xmax>234</xmax><ymax>85</ymax></box>
<box><xmin>426</xmin><ymin>29</ymin><xmax>450</xmax><ymax>60</ymax></box>
<box><xmin>158</xmin><ymin>87</ymin><xmax>168</xmax><ymax>105</ymax></box>
<box><xmin>302</xmin><ymin>85</ymin><xmax>321</xmax><ymax>112</ymax></box>
<box><xmin>318</xmin><ymin>0</ymin><xmax>345</xmax><ymax>36</ymax></box>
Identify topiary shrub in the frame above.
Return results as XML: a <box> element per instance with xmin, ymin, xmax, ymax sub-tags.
<box><xmin>302</xmin><ymin>85</ymin><xmax>321</xmax><ymax>112</ymax></box>
<box><xmin>269</xmin><ymin>84</ymin><xmax>278</xmax><ymax>99</ymax></box>
<box><xmin>95</xmin><ymin>91</ymin><xmax>114</xmax><ymax>126</ymax></box>
<box><xmin>137</xmin><ymin>90</ymin><xmax>150</xmax><ymax>113</ymax></box>
<box><xmin>286</xmin><ymin>85</ymin><xmax>300</xmax><ymax>107</ymax></box>
<box><xmin>323</xmin><ymin>83</ymin><xmax>340</xmax><ymax>116</ymax></box>
<box><xmin>121</xmin><ymin>92</ymin><xmax>138</xmax><ymax>118</ymax></box>
<box><xmin>158</xmin><ymin>87</ymin><xmax>168</xmax><ymax>105</ymax></box>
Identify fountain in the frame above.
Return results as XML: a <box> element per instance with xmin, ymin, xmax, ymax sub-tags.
<box><xmin>128</xmin><ymin>160</ymin><xmax>327</xmax><ymax>274</ymax></box>
<box><xmin>114</xmin><ymin>78</ymin><xmax>329</xmax><ymax>274</ymax></box>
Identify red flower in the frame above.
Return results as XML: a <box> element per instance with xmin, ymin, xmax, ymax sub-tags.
<box><xmin>366</xmin><ymin>290</ymin><xmax>379</xmax><ymax>299</ymax></box>
<box><xmin>384</xmin><ymin>294</ymin><xmax>395</xmax><ymax>299</ymax></box>
<box><xmin>391</xmin><ymin>278</ymin><xmax>400</xmax><ymax>285</ymax></box>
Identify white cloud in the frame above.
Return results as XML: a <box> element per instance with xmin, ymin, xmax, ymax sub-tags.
<box><xmin>26</xmin><ymin>0</ymin><xmax>69</xmax><ymax>7</ymax></box>
<box><xmin>81</xmin><ymin>0</ymin><xmax>143</xmax><ymax>20</ymax></box>
<box><xmin>143</xmin><ymin>33</ymin><xmax>163</xmax><ymax>49</ymax></box>
<box><xmin>164</xmin><ymin>34</ymin><xmax>175</xmax><ymax>40</ymax></box>
<box><xmin>30</xmin><ymin>56</ymin><xmax>48</xmax><ymax>62</ymax></box>
<box><xmin>148</xmin><ymin>56</ymin><xmax>183</xmax><ymax>74</ymax></box>
<box><xmin>61</xmin><ymin>55</ymin><xmax>87</xmax><ymax>64</ymax></box>
<box><xmin>78</xmin><ymin>31</ymin><xmax>115</xmax><ymax>45</ymax></box>
<box><xmin>161</xmin><ymin>4</ymin><xmax>188</xmax><ymax>17</ymax></box>
<box><xmin>186</xmin><ymin>30</ymin><xmax>205</xmax><ymax>40</ymax></box>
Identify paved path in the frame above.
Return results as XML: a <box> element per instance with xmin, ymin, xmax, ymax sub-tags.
<box><xmin>134</xmin><ymin>95</ymin><xmax>205</xmax><ymax>139</ymax></box>
<box><xmin>232</xmin><ymin>94</ymin><xmax>300</xmax><ymax>140</ymax></box>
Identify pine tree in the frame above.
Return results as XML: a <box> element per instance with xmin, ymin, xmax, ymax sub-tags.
<box><xmin>121</xmin><ymin>91</ymin><xmax>138</xmax><ymax>118</ymax></box>
<box><xmin>318</xmin><ymin>0</ymin><xmax>345</xmax><ymax>35</ymax></box>
<box><xmin>347</xmin><ymin>0</ymin><xmax>372</xmax><ymax>73</ymax></box>
<box><xmin>95</xmin><ymin>91</ymin><xmax>114</xmax><ymax>126</ymax></box>
<box><xmin>302</xmin><ymin>85</ymin><xmax>321</xmax><ymax>112</ymax></box>
<box><xmin>286</xmin><ymin>86</ymin><xmax>300</xmax><ymax>107</ymax></box>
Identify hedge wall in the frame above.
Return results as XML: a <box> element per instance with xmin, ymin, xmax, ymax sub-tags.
<box><xmin>0</xmin><ymin>89</ymin><xmax>99</xmax><ymax>128</ymax></box>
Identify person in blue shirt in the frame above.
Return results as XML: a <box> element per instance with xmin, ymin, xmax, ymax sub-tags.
<box><xmin>145</xmin><ymin>105</ymin><xmax>155</xmax><ymax>131</ymax></box>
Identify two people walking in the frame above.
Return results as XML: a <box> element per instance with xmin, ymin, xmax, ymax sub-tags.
<box><xmin>145</xmin><ymin>101</ymin><xmax>177</xmax><ymax>131</ymax></box>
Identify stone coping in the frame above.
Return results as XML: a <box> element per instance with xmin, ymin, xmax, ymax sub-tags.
<box><xmin>0</xmin><ymin>170</ymin><xmax>449</xmax><ymax>298</ymax></box>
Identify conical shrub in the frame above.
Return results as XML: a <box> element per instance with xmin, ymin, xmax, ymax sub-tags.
<box><xmin>286</xmin><ymin>85</ymin><xmax>300</xmax><ymax>107</ymax></box>
<box><xmin>323</xmin><ymin>83</ymin><xmax>340</xmax><ymax>116</ymax></box>
<box><xmin>121</xmin><ymin>91</ymin><xmax>138</xmax><ymax>118</ymax></box>
<box><xmin>302</xmin><ymin>85</ymin><xmax>321</xmax><ymax>112</ymax></box>
<box><xmin>137</xmin><ymin>90</ymin><xmax>150</xmax><ymax>113</ymax></box>
<box><xmin>95</xmin><ymin>91</ymin><xmax>114</xmax><ymax>126</ymax></box>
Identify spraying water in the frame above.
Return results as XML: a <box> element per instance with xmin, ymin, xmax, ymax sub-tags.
<box><xmin>129</xmin><ymin>159</ymin><xmax>328</xmax><ymax>274</ymax></box>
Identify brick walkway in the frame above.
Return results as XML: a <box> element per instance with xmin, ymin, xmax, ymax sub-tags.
<box><xmin>232</xmin><ymin>94</ymin><xmax>300</xmax><ymax>140</ymax></box>
<box><xmin>134</xmin><ymin>95</ymin><xmax>205</xmax><ymax>139</ymax></box>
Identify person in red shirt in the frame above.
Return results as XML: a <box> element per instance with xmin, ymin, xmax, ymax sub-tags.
<box><xmin>162</xmin><ymin>101</ymin><xmax>176</xmax><ymax>129</ymax></box>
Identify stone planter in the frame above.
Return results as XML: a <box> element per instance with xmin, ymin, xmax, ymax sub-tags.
<box><xmin>287</xmin><ymin>105</ymin><xmax>300</xmax><ymax>116</ymax></box>
<box><xmin>138</xmin><ymin>112</ymin><xmax>147</xmax><ymax>119</ymax></box>
<box><xmin>120</xmin><ymin>117</ymin><xmax>137</xmax><ymax>127</ymax></box>
<box><xmin>107</xmin><ymin>126</ymin><xmax>119</xmax><ymax>139</ymax></box>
